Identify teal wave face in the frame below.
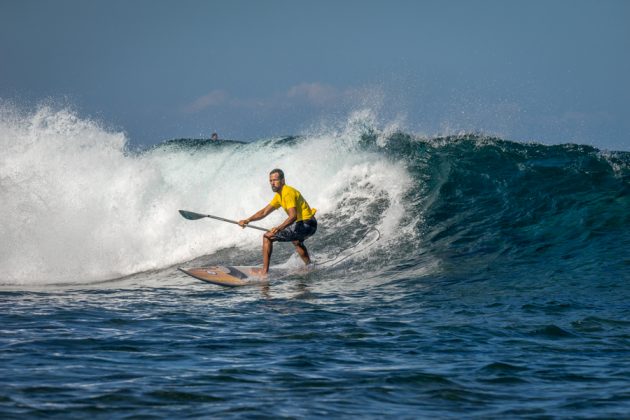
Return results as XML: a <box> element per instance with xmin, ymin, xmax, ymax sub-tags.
<box><xmin>361</xmin><ymin>134</ymin><xmax>630</xmax><ymax>282</ymax></box>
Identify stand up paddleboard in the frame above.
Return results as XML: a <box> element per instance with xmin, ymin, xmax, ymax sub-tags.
<box><xmin>179</xmin><ymin>265</ymin><xmax>294</xmax><ymax>287</ymax></box>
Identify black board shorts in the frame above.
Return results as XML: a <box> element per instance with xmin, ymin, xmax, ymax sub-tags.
<box><xmin>274</xmin><ymin>218</ymin><xmax>317</xmax><ymax>243</ymax></box>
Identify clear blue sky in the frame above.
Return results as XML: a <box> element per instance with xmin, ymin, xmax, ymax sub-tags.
<box><xmin>1</xmin><ymin>0</ymin><xmax>629</xmax><ymax>150</ymax></box>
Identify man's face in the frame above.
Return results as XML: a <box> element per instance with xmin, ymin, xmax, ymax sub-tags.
<box><xmin>269</xmin><ymin>173</ymin><xmax>285</xmax><ymax>193</ymax></box>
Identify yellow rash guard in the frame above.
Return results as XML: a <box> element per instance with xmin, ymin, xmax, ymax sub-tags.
<box><xmin>269</xmin><ymin>185</ymin><xmax>316</xmax><ymax>221</ymax></box>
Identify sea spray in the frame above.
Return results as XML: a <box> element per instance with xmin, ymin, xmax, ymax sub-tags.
<box><xmin>0</xmin><ymin>106</ymin><xmax>411</xmax><ymax>285</ymax></box>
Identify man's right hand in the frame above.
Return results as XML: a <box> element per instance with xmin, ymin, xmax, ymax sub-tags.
<box><xmin>238</xmin><ymin>219</ymin><xmax>249</xmax><ymax>228</ymax></box>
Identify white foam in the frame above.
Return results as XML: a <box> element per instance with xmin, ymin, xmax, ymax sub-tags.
<box><xmin>0</xmin><ymin>105</ymin><xmax>414</xmax><ymax>285</ymax></box>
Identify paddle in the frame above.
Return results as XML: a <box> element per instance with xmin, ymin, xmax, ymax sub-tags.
<box><xmin>178</xmin><ymin>210</ymin><xmax>269</xmax><ymax>232</ymax></box>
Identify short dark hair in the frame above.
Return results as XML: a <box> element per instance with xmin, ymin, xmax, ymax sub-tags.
<box><xmin>270</xmin><ymin>168</ymin><xmax>285</xmax><ymax>179</ymax></box>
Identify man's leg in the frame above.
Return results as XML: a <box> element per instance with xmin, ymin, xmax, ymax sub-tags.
<box><xmin>292</xmin><ymin>240</ymin><xmax>311</xmax><ymax>265</ymax></box>
<box><xmin>262</xmin><ymin>234</ymin><xmax>274</xmax><ymax>274</ymax></box>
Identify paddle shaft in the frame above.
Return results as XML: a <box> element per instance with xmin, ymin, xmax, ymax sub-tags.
<box><xmin>205</xmin><ymin>214</ymin><xmax>269</xmax><ymax>232</ymax></box>
<box><xmin>179</xmin><ymin>209</ymin><xmax>269</xmax><ymax>232</ymax></box>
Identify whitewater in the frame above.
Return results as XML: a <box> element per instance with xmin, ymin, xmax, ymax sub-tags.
<box><xmin>0</xmin><ymin>106</ymin><xmax>414</xmax><ymax>285</ymax></box>
<box><xmin>0</xmin><ymin>105</ymin><xmax>628</xmax><ymax>418</ymax></box>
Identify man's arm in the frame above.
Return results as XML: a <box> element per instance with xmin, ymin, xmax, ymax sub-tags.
<box><xmin>238</xmin><ymin>204</ymin><xmax>276</xmax><ymax>227</ymax></box>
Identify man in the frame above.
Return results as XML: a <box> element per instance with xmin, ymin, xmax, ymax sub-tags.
<box><xmin>238</xmin><ymin>169</ymin><xmax>317</xmax><ymax>275</ymax></box>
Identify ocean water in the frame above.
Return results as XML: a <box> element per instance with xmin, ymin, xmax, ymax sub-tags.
<box><xmin>1</xmin><ymin>107</ymin><xmax>629</xmax><ymax>418</ymax></box>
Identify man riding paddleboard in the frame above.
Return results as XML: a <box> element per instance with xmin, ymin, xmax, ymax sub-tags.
<box><xmin>238</xmin><ymin>169</ymin><xmax>317</xmax><ymax>275</ymax></box>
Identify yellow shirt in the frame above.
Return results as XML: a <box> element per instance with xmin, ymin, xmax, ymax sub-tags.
<box><xmin>269</xmin><ymin>185</ymin><xmax>316</xmax><ymax>222</ymax></box>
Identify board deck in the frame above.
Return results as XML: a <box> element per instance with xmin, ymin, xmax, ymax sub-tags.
<box><xmin>179</xmin><ymin>265</ymin><xmax>287</xmax><ymax>287</ymax></box>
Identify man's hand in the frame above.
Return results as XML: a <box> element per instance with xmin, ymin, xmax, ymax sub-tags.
<box><xmin>238</xmin><ymin>219</ymin><xmax>249</xmax><ymax>228</ymax></box>
<box><xmin>264</xmin><ymin>226</ymin><xmax>280</xmax><ymax>240</ymax></box>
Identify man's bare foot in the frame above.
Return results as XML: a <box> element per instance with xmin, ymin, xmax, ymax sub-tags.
<box><xmin>250</xmin><ymin>267</ymin><xmax>268</xmax><ymax>277</ymax></box>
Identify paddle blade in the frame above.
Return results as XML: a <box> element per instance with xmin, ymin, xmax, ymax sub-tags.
<box><xmin>178</xmin><ymin>210</ymin><xmax>207</xmax><ymax>220</ymax></box>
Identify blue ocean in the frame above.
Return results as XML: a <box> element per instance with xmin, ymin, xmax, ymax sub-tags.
<box><xmin>1</xmin><ymin>107</ymin><xmax>629</xmax><ymax>418</ymax></box>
